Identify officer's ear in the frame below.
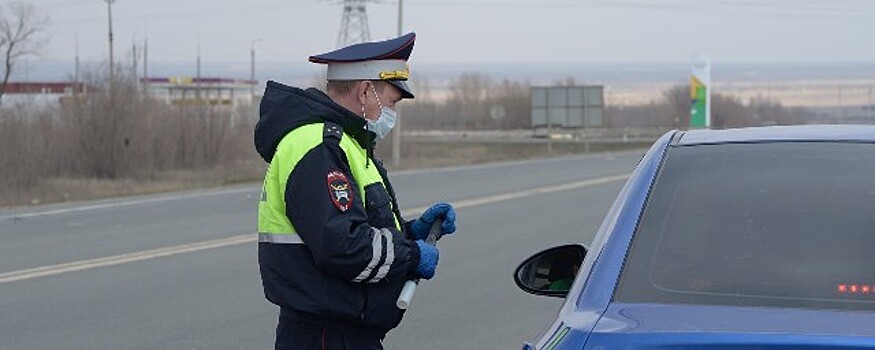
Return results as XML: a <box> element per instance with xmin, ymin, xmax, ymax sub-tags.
<box><xmin>355</xmin><ymin>81</ymin><xmax>373</xmax><ymax>106</ymax></box>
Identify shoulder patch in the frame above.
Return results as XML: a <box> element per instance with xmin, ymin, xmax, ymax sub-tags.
<box><xmin>327</xmin><ymin>170</ymin><xmax>353</xmax><ymax>212</ymax></box>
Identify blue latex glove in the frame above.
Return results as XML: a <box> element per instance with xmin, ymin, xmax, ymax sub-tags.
<box><xmin>411</xmin><ymin>202</ymin><xmax>457</xmax><ymax>240</ymax></box>
<box><xmin>415</xmin><ymin>240</ymin><xmax>439</xmax><ymax>280</ymax></box>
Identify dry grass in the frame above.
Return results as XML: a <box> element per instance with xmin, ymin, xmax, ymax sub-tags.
<box><xmin>2</xmin><ymin>138</ymin><xmax>647</xmax><ymax>208</ymax></box>
<box><xmin>2</xmin><ymin>67</ymin><xmax>662</xmax><ymax>208</ymax></box>
<box><xmin>1</xmin><ymin>160</ymin><xmax>266</xmax><ymax>207</ymax></box>
<box><xmin>387</xmin><ymin>139</ymin><xmax>650</xmax><ymax>170</ymax></box>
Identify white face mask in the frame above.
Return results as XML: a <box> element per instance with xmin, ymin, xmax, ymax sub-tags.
<box><xmin>364</xmin><ymin>85</ymin><xmax>397</xmax><ymax>140</ymax></box>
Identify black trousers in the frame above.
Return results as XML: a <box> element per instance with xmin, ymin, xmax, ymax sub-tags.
<box><xmin>275</xmin><ymin>310</ymin><xmax>384</xmax><ymax>350</ymax></box>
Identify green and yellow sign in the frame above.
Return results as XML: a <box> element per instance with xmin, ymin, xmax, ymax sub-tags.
<box><xmin>690</xmin><ymin>76</ymin><xmax>707</xmax><ymax>128</ymax></box>
<box><xmin>691</xmin><ymin>55</ymin><xmax>711</xmax><ymax>128</ymax></box>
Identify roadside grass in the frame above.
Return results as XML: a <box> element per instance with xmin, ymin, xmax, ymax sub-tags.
<box><xmin>0</xmin><ymin>161</ymin><xmax>265</xmax><ymax>207</ymax></box>
<box><xmin>1</xmin><ymin>139</ymin><xmax>649</xmax><ymax>208</ymax></box>
<box><xmin>392</xmin><ymin>139</ymin><xmax>651</xmax><ymax>170</ymax></box>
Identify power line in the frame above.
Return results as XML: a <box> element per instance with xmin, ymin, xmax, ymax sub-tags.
<box><xmin>50</xmin><ymin>0</ymin><xmax>316</xmax><ymax>26</ymax></box>
<box><xmin>31</xmin><ymin>0</ymin><xmax>93</xmax><ymax>7</ymax></box>
<box><xmin>44</xmin><ymin>0</ymin><xmax>875</xmax><ymax>26</ymax></box>
<box><xmin>371</xmin><ymin>0</ymin><xmax>875</xmax><ymax>22</ymax></box>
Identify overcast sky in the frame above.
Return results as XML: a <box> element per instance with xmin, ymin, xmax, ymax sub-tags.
<box><xmin>11</xmin><ymin>0</ymin><xmax>875</xmax><ymax>77</ymax></box>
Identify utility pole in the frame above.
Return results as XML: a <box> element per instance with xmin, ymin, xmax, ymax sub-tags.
<box><xmin>131</xmin><ymin>37</ymin><xmax>138</xmax><ymax>88</ymax></box>
<box><xmin>250</xmin><ymin>42</ymin><xmax>255</xmax><ymax>100</ymax></box>
<box><xmin>74</xmin><ymin>34</ymin><xmax>80</xmax><ymax>86</ymax></box>
<box><xmin>143</xmin><ymin>36</ymin><xmax>148</xmax><ymax>94</ymax></box>
<box><xmin>397</xmin><ymin>0</ymin><xmax>403</xmax><ymax>36</ymax></box>
<box><xmin>250</xmin><ymin>38</ymin><xmax>262</xmax><ymax>102</ymax></box>
<box><xmin>196</xmin><ymin>35</ymin><xmax>202</xmax><ymax>101</ymax></box>
<box><xmin>868</xmin><ymin>85</ymin><xmax>872</xmax><ymax>106</ymax></box>
<box><xmin>104</xmin><ymin>0</ymin><xmax>116</xmax><ymax>84</ymax></box>
<box><xmin>869</xmin><ymin>85</ymin><xmax>873</xmax><ymax>121</ymax></box>
<box><xmin>547</xmin><ymin>93</ymin><xmax>553</xmax><ymax>155</ymax></box>
<box><xmin>391</xmin><ymin>0</ymin><xmax>403</xmax><ymax>168</ymax></box>
<box><xmin>73</xmin><ymin>33</ymin><xmax>81</xmax><ymax>97</ymax></box>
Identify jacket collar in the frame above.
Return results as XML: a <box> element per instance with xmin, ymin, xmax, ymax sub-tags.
<box><xmin>301</xmin><ymin>87</ymin><xmax>376</xmax><ymax>150</ymax></box>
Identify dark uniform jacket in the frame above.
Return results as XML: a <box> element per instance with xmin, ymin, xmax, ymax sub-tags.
<box><xmin>255</xmin><ymin>81</ymin><xmax>421</xmax><ymax>334</ymax></box>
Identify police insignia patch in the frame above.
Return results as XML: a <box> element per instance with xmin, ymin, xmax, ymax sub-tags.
<box><xmin>327</xmin><ymin>171</ymin><xmax>353</xmax><ymax>212</ymax></box>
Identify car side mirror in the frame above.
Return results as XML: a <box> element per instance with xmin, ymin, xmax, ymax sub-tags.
<box><xmin>514</xmin><ymin>244</ymin><xmax>587</xmax><ymax>298</ymax></box>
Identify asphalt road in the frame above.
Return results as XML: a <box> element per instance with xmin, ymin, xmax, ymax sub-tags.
<box><xmin>0</xmin><ymin>151</ymin><xmax>643</xmax><ymax>349</ymax></box>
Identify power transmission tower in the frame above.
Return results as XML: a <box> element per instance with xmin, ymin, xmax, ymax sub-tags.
<box><xmin>337</xmin><ymin>0</ymin><xmax>371</xmax><ymax>47</ymax></box>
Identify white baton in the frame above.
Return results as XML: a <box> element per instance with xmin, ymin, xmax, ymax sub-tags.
<box><xmin>396</xmin><ymin>219</ymin><xmax>444</xmax><ymax>309</ymax></box>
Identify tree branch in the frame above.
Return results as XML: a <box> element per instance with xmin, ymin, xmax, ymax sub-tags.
<box><xmin>0</xmin><ymin>1</ymin><xmax>49</xmax><ymax>103</ymax></box>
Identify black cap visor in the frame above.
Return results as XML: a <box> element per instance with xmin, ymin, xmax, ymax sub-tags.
<box><xmin>388</xmin><ymin>80</ymin><xmax>415</xmax><ymax>99</ymax></box>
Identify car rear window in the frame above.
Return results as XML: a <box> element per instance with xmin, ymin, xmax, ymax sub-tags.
<box><xmin>615</xmin><ymin>142</ymin><xmax>875</xmax><ymax>311</ymax></box>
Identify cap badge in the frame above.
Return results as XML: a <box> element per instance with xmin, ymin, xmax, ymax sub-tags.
<box><xmin>379</xmin><ymin>66</ymin><xmax>410</xmax><ymax>81</ymax></box>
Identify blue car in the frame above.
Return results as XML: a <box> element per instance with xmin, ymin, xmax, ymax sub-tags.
<box><xmin>514</xmin><ymin>125</ymin><xmax>875</xmax><ymax>349</ymax></box>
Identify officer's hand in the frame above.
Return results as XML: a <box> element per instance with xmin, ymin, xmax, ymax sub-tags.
<box><xmin>415</xmin><ymin>240</ymin><xmax>439</xmax><ymax>280</ymax></box>
<box><xmin>411</xmin><ymin>202</ymin><xmax>456</xmax><ymax>240</ymax></box>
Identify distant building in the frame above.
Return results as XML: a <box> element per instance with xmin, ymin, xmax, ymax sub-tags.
<box><xmin>0</xmin><ymin>82</ymin><xmax>88</xmax><ymax>104</ymax></box>
<box><xmin>141</xmin><ymin>77</ymin><xmax>258</xmax><ymax>106</ymax></box>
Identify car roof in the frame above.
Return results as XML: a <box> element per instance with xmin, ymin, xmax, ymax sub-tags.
<box><xmin>678</xmin><ymin>124</ymin><xmax>875</xmax><ymax>146</ymax></box>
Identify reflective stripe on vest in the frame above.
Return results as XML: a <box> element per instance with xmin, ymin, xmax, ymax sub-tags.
<box><xmin>258</xmin><ymin>232</ymin><xmax>305</xmax><ymax>244</ymax></box>
<box><xmin>258</xmin><ymin>122</ymin><xmax>401</xmax><ymax>242</ymax></box>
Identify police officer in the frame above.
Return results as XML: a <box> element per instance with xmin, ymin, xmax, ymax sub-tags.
<box><xmin>254</xmin><ymin>33</ymin><xmax>458</xmax><ymax>349</ymax></box>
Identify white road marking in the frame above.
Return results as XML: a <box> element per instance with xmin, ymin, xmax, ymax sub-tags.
<box><xmin>0</xmin><ymin>187</ymin><xmax>256</xmax><ymax>222</ymax></box>
<box><xmin>392</xmin><ymin>151</ymin><xmax>641</xmax><ymax>176</ymax></box>
<box><xmin>0</xmin><ymin>234</ymin><xmax>254</xmax><ymax>284</ymax></box>
<box><xmin>400</xmin><ymin>173</ymin><xmax>631</xmax><ymax>218</ymax></box>
<box><xmin>0</xmin><ymin>173</ymin><xmax>630</xmax><ymax>284</ymax></box>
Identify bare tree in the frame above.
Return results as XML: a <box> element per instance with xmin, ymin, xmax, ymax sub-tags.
<box><xmin>0</xmin><ymin>1</ymin><xmax>49</xmax><ymax>104</ymax></box>
<box><xmin>451</xmin><ymin>72</ymin><xmax>492</xmax><ymax>128</ymax></box>
<box><xmin>663</xmin><ymin>84</ymin><xmax>690</xmax><ymax>128</ymax></box>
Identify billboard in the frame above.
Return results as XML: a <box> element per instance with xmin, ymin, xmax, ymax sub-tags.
<box><xmin>531</xmin><ymin>85</ymin><xmax>604</xmax><ymax>128</ymax></box>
